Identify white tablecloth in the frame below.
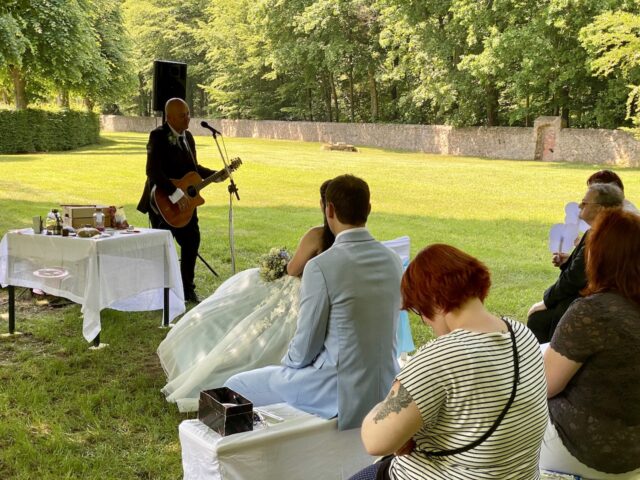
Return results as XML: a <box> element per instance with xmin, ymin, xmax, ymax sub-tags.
<box><xmin>0</xmin><ymin>228</ymin><xmax>185</xmax><ymax>341</ymax></box>
<box><xmin>179</xmin><ymin>403</ymin><xmax>374</xmax><ymax>480</ymax></box>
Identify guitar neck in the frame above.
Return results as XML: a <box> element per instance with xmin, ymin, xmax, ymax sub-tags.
<box><xmin>194</xmin><ymin>159</ymin><xmax>240</xmax><ymax>192</ymax></box>
<box><xmin>197</xmin><ymin>170</ymin><xmax>224</xmax><ymax>191</ymax></box>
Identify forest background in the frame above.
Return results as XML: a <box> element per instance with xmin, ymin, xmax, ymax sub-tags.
<box><xmin>1</xmin><ymin>0</ymin><xmax>640</xmax><ymax>133</ymax></box>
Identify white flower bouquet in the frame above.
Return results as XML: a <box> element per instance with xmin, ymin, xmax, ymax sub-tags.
<box><xmin>259</xmin><ymin>247</ymin><xmax>290</xmax><ymax>282</ymax></box>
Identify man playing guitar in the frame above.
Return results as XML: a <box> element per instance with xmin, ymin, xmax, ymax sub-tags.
<box><xmin>137</xmin><ymin>98</ymin><xmax>228</xmax><ymax>303</ymax></box>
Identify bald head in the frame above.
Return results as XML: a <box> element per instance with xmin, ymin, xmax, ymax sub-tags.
<box><xmin>165</xmin><ymin>98</ymin><xmax>190</xmax><ymax>133</ymax></box>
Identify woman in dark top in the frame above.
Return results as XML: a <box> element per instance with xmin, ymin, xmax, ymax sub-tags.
<box><xmin>541</xmin><ymin>208</ymin><xmax>640</xmax><ymax>479</ymax></box>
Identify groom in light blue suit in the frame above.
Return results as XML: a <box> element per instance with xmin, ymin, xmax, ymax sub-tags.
<box><xmin>225</xmin><ymin>174</ymin><xmax>402</xmax><ymax>430</ymax></box>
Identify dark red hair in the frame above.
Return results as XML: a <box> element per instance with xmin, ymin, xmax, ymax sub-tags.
<box><xmin>401</xmin><ymin>244</ymin><xmax>491</xmax><ymax>318</ymax></box>
<box><xmin>583</xmin><ymin>208</ymin><xmax>640</xmax><ymax>305</ymax></box>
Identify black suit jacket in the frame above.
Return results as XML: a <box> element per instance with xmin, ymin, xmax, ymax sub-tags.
<box><xmin>543</xmin><ymin>231</ymin><xmax>588</xmax><ymax>309</ymax></box>
<box><xmin>137</xmin><ymin>123</ymin><xmax>215</xmax><ymax>214</ymax></box>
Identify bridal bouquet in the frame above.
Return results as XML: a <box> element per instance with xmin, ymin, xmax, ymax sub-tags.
<box><xmin>259</xmin><ymin>247</ymin><xmax>291</xmax><ymax>282</ymax></box>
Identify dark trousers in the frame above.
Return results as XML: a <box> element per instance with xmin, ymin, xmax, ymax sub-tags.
<box><xmin>149</xmin><ymin>209</ymin><xmax>200</xmax><ymax>294</ymax></box>
<box><xmin>347</xmin><ymin>463</ymin><xmax>380</xmax><ymax>480</ymax></box>
<box><xmin>527</xmin><ymin>297</ymin><xmax>577</xmax><ymax>344</ymax></box>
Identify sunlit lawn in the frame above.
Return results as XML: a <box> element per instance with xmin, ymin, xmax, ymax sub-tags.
<box><xmin>1</xmin><ymin>132</ymin><xmax>638</xmax><ymax>478</ymax></box>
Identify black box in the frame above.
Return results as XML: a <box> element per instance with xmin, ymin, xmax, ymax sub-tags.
<box><xmin>198</xmin><ymin>387</ymin><xmax>253</xmax><ymax>436</ymax></box>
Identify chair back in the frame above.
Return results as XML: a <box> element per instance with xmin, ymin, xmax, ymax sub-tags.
<box><xmin>381</xmin><ymin>236</ymin><xmax>410</xmax><ymax>267</ymax></box>
<box><xmin>381</xmin><ymin>236</ymin><xmax>415</xmax><ymax>357</ymax></box>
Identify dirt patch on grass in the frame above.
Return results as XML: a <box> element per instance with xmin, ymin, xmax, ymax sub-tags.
<box><xmin>0</xmin><ymin>287</ymin><xmax>75</xmax><ymax>317</ymax></box>
<box><xmin>0</xmin><ymin>287</ymin><xmax>74</xmax><ymax>366</ymax></box>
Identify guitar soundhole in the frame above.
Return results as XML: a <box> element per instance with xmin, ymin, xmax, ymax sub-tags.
<box><xmin>187</xmin><ymin>186</ymin><xmax>197</xmax><ymax>197</ymax></box>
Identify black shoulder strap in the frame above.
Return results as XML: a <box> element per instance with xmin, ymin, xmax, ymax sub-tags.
<box><xmin>423</xmin><ymin>318</ymin><xmax>520</xmax><ymax>457</ymax></box>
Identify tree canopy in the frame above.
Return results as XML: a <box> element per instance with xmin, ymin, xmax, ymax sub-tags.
<box><xmin>1</xmin><ymin>0</ymin><xmax>639</xmax><ymax>131</ymax></box>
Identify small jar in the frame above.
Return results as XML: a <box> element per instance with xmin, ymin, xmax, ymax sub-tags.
<box><xmin>93</xmin><ymin>209</ymin><xmax>105</xmax><ymax>231</ymax></box>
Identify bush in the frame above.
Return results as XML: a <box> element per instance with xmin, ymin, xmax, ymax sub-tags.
<box><xmin>0</xmin><ymin>109</ymin><xmax>100</xmax><ymax>153</ymax></box>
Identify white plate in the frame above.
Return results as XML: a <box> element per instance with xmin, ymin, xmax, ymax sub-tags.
<box><xmin>33</xmin><ymin>267</ymin><xmax>69</xmax><ymax>279</ymax></box>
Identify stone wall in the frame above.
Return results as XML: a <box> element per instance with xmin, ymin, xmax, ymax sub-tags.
<box><xmin>100</xmin><ymin>115</ymin><xmax>640</xmax><ymax>166</ymax></box>
<box><xmin>555</xmin><ymin>128</ymin><xmax>640</xmax><ymax>167</ymax></box>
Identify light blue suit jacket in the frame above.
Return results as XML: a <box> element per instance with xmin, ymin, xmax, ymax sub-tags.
<box><xmin>281</xmin><ymin>228</ymin><xmax>402</xmax><ymax>429</ymax></box>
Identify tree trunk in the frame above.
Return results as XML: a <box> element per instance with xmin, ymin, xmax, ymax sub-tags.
<box><xmin>330</xmin><ymin>72</ymin><xmax>339</xmax><ymax>122</ymax></box>
<box><xmin>57</xmin><ymin>91</ymin><xmax>70</xmax><ymax>109</ymax></box>
<box><xmin>186</xmin><ymin>78</ymin><xmax>194</xmax><ymax>111</ymax></box>
<box><xmin>559</xmin><ymin>85</ymin><xmax>570</xmax><ymax>127</ymax></box>
<box><xmin>138</xmin><ymin>72</ymin><xmax>147</xmax><ymax>116</ymax></box>
<box><xmin>9</xmin><ymin>65</ymin><xmax>27</xmax><ymax>110</ymax></box>
<box><xmin>84</xmin><ymin>97</ymin><xmax>95</xmax><ymax>112</ymax></box>
<box><xmin>323</xmin><ymin>74</ymin><xmax>332</xmax><ymax>122</ymax></box>
<box><xmin>307</xmin><ymin>88</ymin><xmax>314</xmax><ymax>121</ymax></box>
<box><xmin>348</xmin><ymin>63</ymin><xmax>355</xmax><ymax>123</ymax></box>
<box><xmin>368</xmin><ymin>66</ymin><xmax>378</xmax><ymax>122</ymax></box>
<box><xmin>525</xmin><ymin>94</ymin><xmax>530</xmax><ymax>127</ymax></box>
<box><xmin>200</xmin><ymin>88</ymin><xmax>206</xmax><ymax>117</ymax></box>
<box><xmin>390</xmin><ymin>54</ymin><xmax>400</xmax><ymax>121</ymax></box>
<box><xmin>561</xmin><ymin>107</ymin><xmax>569</xmax><ymax>128</ymax></box>
<box><xmin>485</xmin><ymin>83</ymin><xmax>499</xmax><ymax>126</ymax></box>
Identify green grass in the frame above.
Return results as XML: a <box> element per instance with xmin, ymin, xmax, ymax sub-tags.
<box><xmin>1</xmin><ymin>132</ymin><xmax>639</xmax><ymax>478</ymax></box>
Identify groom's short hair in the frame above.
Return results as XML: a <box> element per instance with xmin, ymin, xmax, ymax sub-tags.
<box><xmin>326</xmin><ymin>174</ymin><xmax>370</xmax><ymax>225</ymax></box>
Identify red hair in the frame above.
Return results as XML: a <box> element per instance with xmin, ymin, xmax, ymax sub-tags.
<box><xmin>401</xmin><ymin>244</ymin><xmax>491</xmax><ymax>318</ymax></box>
<box><xmin>583</xmin><ymin>208</ymin><xmax>640</xmax><ymax>305</ymax></box>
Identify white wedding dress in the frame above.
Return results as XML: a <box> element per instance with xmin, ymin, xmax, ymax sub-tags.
<box><xmin>157</xmin><ymin>268</ymin><xmax>301</xmax><ymax>412</ymax></box>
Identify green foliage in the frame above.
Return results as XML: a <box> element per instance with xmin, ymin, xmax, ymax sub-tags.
<box><xmin>0</xmin><ymin>9</ymin><xmax>29</xmax><ymax>66</ymax></box>
<box><xmin>0</xmin><ymin>0</ymin><xmax>133</xmax><ymax>111</ymax></box>
<box><xmin>4</xmin><ymin>0</ymin><xmax>640</xmax><ymax>128</ymax></box>
<box><xmin>580</xmin><ymin>9</ymin><xmax>640</xmax><ymax>136</ymax></box>
<box><xmin>0</xmin><ymin>109</ymin><xmax>99</xmax><ymax>153</ymax></box>
<box><xmin>122</xmin><ymin>0</ymin><xmax>210</xmax><ymax>116</ymax></box>
<box><xmin>79</xmin><ymin>0</ymin><xmax>136</xmax><ymax>111</ymax></box>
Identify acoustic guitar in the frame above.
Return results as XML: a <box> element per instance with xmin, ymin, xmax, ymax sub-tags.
<box><xmin>153</xmin><ymin>158</ymin><xmax>242</xmax><ymax>228</ymax></box>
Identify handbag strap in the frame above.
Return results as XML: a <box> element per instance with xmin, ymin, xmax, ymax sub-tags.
<box><xmin>423</xmin><ymin>317</ymin><xmax>520</xmax><ymax>457</ymax></box>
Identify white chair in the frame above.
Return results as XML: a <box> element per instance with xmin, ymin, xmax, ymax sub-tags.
<box><xmin>381</xmin><ymin>236</ymin><xmax>415</xmax><ymax>362</ymax></box>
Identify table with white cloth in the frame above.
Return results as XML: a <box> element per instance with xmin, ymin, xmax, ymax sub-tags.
<box><xmin>179</xmin><ymin>402</ymin><xmax>374</xmax><ymax>480</ymax></box>
<box><xmin>0</xmin><ymin>227</ymin><xmax>185</xmax><ymax>344</ymax></box>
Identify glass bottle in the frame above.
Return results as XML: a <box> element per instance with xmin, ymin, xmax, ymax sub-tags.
<box><xmin>45</xmin><ymin>209</ymin><xmax>62</xmax><ymax>235</ymax></box>
<box><xmin>54</xmin><ymin>210</ymin><xmax>62</xmax><ymax>235</ymax></box>
<box><xmin>93</xmin><ymin>208</ymin><xmax>105</xmax><ymax>231</ymax></box>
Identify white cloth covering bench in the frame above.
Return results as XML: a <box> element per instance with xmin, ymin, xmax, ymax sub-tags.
<box><xmin>179</xmin><ymin>402</ymin><xmax>374</xmax><ymax>480</ymax></box>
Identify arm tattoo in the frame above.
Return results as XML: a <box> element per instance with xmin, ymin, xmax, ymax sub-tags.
<box><xmin>373</xmin><ymin>383</ymin><xmax>413</xmax><ymax>423</ymax></box>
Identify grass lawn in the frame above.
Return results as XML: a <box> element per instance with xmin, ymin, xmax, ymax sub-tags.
<box><xmin>1</xmin><ymin>132</ymin><xmax>639</xmax><ymax>478</ymax></box>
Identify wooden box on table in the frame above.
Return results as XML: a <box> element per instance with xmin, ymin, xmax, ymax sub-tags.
<box><xmin>60</xmin><ymin>205</ymin><xmax>112</xmax><ymax>228</ymax></box>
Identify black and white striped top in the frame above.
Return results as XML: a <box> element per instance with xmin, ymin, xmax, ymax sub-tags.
<box><xmin>390</xmin><ymin>318</ymin><xmax>548</xmax><ymax>480</ymax></box>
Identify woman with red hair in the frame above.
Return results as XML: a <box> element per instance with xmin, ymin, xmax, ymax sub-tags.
<box><xmin>541</xmin><ymin>209</ymin><xmax>640</xmax><ymax>479</ymax></box>
<box><xmin>349</xmin><ymin>244</ymin><xmax>548</xmax><ymax>480</ymax></box>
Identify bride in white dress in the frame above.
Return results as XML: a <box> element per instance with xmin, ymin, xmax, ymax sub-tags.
<box><xmin>157</xmin><ymin>181</ymin><xmax>335</xmax><ymax>412</ymax></box>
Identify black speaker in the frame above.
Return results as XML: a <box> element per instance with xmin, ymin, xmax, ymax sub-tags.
<box><xmin>152</xmin><ymin>60</ymin><xmax>187</xmax><ymax>112</ymax></box>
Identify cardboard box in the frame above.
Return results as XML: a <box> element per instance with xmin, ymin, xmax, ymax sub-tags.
<box><xmin>198</xmin><ymin>387</ymin><xmax>254</xmax><ymax>436</ymax></box>
<box><xmin>60</xmin><ymin>205</ymin><xmax>112</xmax><ymax>228</ymax></box>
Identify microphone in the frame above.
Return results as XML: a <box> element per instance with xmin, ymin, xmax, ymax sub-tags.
<box><xmin>200</xmin><ymin>121</ymin><xmax>221</xmax><ymax>136</ymax></box>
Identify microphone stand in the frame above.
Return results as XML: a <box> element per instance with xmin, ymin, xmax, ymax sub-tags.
<box><xmin>204</xmin><ymin>126</ymin><xmax>239</xmax><ymax>275</ymax></box>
